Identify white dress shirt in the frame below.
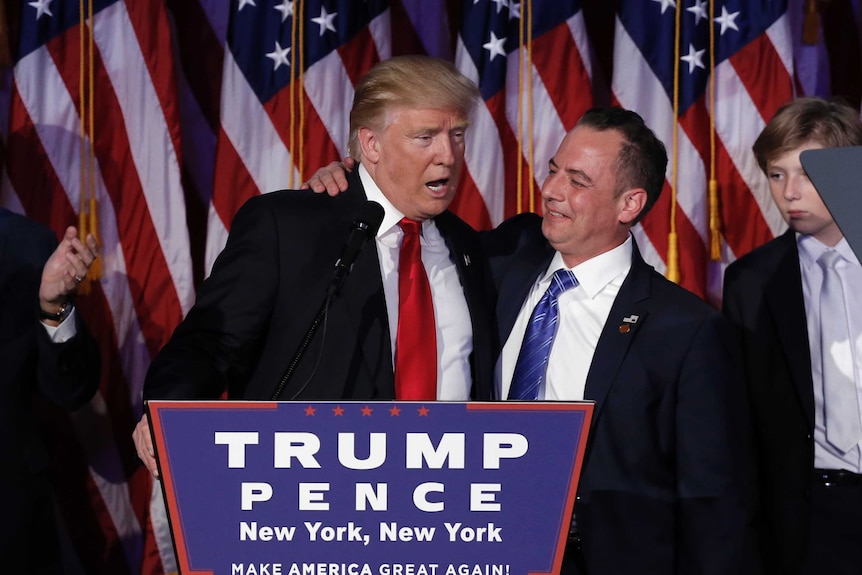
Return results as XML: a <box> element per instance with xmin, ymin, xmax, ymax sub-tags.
<box><xmin>498</xmin><ymin>236</ymin><xmax>633</xmax><ymax>401</ymax></box>
<box><xmin>798</xmin><ymin>234</ymin><xmax>862</xmax><ymax>472</ymax></box>
<box><xmin>359</xmin><ymin>165</ymin><xmax>473</xmax><ymax>400</ymax></box>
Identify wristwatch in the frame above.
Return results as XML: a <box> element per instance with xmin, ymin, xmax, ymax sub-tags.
<box><xmin>40</xmin><ymin>300</ymin><xmax>74</xmax><ymax>323</ymax></box>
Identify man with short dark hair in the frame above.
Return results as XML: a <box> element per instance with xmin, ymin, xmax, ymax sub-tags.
<box><xmin>485</xmin><ymin>108</ymin><xmax>751</xmax><ymax>575</ymax></box>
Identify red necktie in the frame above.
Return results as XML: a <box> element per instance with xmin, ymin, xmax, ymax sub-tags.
<box><xmin>394</xmin><ymin>218</ymin><xmax>437</xmax><ymax>400</ymax></box>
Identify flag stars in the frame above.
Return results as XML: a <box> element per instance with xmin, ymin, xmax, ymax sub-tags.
<box><xmin>28</xmin><ymin>0</ymin><xmax>53</xmax><ymax>19</ymax></box>
<box><xmin>389</xmin><ymin>406</ymin><xmax>402</xmax><ymax>416</ymax></box>
<box><xmin>266</xmin><ymin>41</ymin><xmax>291</xmax><ymax>71</ymax></box>
<box><xmin>312</xmin><ymin>6</ymin><xmax>337</xmax><ymax>36</ymax></box>
<box><xmin>652</xmin><ymin>0</ymin><xmax>676</xmax><ymax>15</ymax></box>
<box><xmin>274</xmin><ymin>0</ymin><xmax>294</xmax><ymax>23</ymax></box>
<box><xmin>714</xmin><ymin>6</ymin><xmax>740</xmax><ymax>35</ymax></box>
<box><xmin>237</xmin><ymin>0</ymin><xmax>256</xmax><ymax>11</ymax></box>
<box><xmin>483</xmin><ymin>31</ymin><xmax>507</xmax><ymax>62</ymax></box>
<box><xmin>680</xmin><ymin>43</ymin><xmax>706</xmax><ymax>73</ymax></box>
<box><xmin>361</xmin><ymin>406</ymin><xmax>373</xmax><ymax>416</ymax></box>
<box><xmin>509</xmin><ymin>2</ymin><xmax>521</xmax><ymax>20</ymax></box>
<box><xmin>686</xmin><ymin>0</ymin><xmax>707</xmax><ymax>25</ymax></box>
<box><xmin>332</xmin><ymin>405</ymin><xmax>344</xmax><ymax>416</ymax></box>
<box><xmin>491</xmin><ymin>0</ymin><xmax>508</xmax><ymax>14</ymax></box>
<box><xmin>304</xmin><ymin>405</ymin><xmax>316</xmax><ymax>416</ymax></box>
<box><xmin>417</xmin><ymin>406</ymin><xmax>430</xmax><ymax>416</ymax></box>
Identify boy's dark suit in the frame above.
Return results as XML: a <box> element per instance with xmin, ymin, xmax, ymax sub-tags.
<box><xmin>484</xmin><ymin>213</ymin><xmax>753</xmax><ymax>575</ymax></box>
<box><xmin>145</xmin><ymin>170</ymin><xmax>496</xmax><ymax>401</ymax></box>
<box><xmin>0</xmin><ymin>208</ymin><xmax>100</xmax><ymax>572</ymax></box>
<box><xmin>723</xmin><ymin>229</ymin><xmax>814</xmax><ymax>575</ymax></box>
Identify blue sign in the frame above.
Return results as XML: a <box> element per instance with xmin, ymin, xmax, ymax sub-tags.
<box><xmin>149</xmin><ymin>401</ymin><xmax>592</xmax><ymax>575</ymax></box>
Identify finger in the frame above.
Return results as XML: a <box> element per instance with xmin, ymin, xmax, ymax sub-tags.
<box><xmin>62</xmin><ymin>226</ymin><xmax>79</xmax><ymax>244</ymax></box>
<box><xmin>343</xmin><ymin>156</ymin><xmax>357</xmax><ymax>171</ymax></box>
<box><xmin>68</xmin><ymin>236</ymin><xmax>96</xmax><ymax>265</ymax></box>
<box><xmin>85</xmin><ymin>234</ymin><xmax>100</xmax><ymax>256</ymax></box>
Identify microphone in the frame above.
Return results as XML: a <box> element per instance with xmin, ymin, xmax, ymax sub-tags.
<box><xmin>271</xmin><ymin>200</ymin><xmax>385</xmax><ymax>400</ymax></box>
<box><xmin>330</xmin><ymin>201</ymin><xmax>385</xmax><ymax>295</ymax></box>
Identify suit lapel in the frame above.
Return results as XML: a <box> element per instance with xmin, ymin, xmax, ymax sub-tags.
<box><xmin>338</xmin><ymin>173</ymin><xmax>395</xmax><ymax>396</ymax></box>
<box><xmin>765</xmin><ymin>231</ymin><xmax>815</xmax><ymax>426</ymax></box>
<box><xmin>583</xmin><ymin>242</ymin><xmax>651</xmax><ymax>419</ymax></box>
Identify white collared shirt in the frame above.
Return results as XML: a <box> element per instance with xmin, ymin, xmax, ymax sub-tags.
<box><xmin>359</xmin><ymin>165</ymin><xmax>473</xmax><ymax>400</ymax></box>
<box><xmin>798</xmin><ymin>234</ymin><xmax>862</xmax><ymax>472</ymax></box>
<box><xmin>498</xmin><ymin>236</ymin><xmax>633</xmax><ymax>401</ymax></box>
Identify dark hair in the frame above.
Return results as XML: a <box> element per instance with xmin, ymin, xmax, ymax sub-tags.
<box><xmin>576</xmin><ymin>107</ymin><xmax>668</xmax><ymax>223</ymax></box>
<box><xmin>753</xmin><ymin>97</ymin><xmax>862</xmax><ymax>173</ymax></box>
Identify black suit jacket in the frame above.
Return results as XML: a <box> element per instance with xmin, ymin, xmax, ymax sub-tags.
<box><xmin>485</xmin><ymin>213</ymin><xmax>753</xmax><ymax>575</ymax></box>
<box><xmin>723</xmin><ymin>229</ymin><xmax>814</xmax><ymax>575</ymax></box>
<box><xmin>145</xmin><ymin>171</ymin><xmax>496</xmax><ymax>402</ymax></box>
<box><xmin>0</xmin><ymin>208</ymin><xmax>100</xmax><ymax>571</ymax></box>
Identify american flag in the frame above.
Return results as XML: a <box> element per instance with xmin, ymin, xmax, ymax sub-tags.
<box><xmin>1</xmin><ymin>0</ymin><xmax>190</xmax><ymax>573</ymax></box>
<box><xmin>612</xmin><ymin>0</ymin><xmax>794</xmax><ymax>301</ymax></box>
<box><xmin>454</xmin><ymin>0</ymin><xmax>593</xmax><ymax>230</ymax></box>
<box><xmin>205</xmin><ymin>0</ymin><xmax>394</xmax><ymax>273</ymax></box>
<box><xmin>2</xmin><ymin>1</ymin><xmax>859</xmax><ymax>573</ymax></box>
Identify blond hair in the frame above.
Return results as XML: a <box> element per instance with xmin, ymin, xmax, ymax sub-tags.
<box><xmin>348</xmin><ymin>55</ymin><xmax>480</xmax><ymax>159</ymax></box>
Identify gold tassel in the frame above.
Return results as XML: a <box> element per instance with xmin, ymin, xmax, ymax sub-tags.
<box><xmin>802</xmin><ymin>0</ymin><xmax>819</xmax><ymax>45</ymax></box>
<box><xmin>709</xmin><ymin>179</ymin><xmax>722</xmax><ymax>260</ymax></box>
<box><xmin>667</xmin><ymin>231</ymin><xmax>680</xmax><ymax>283</ymax></box>
<box><xmin>86</xmin><ymin>196</ymin><xmax>101</xmax><ymax>281</ymax></box>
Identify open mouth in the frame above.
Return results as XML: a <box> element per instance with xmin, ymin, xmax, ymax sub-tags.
<box><xmin>426</xmin><ymin>178</ymin><xmax>449</xmax><ymax>193</ymax></box>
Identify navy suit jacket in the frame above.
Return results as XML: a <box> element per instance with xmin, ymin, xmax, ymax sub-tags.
<box><xmin>723</xmin><ymin>229</ymin><xmax>814</xmax><ymax>575</ymax></box>
<box><xmin>145</xmin><ymin>170</ymin><xmax>497</xmax><ymax>402</ymax></box>
<box><xmin>484</xmin><ymin>213</ymin><xmax>754</xmax><ymax>575</ymax></box>
<box><xmin>0</xmin><ymin>208</ymin><xmax>100</xmax><ymax>570</ymax></box>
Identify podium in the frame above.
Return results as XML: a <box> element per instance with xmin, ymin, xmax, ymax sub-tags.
<box><xmin>149</xmin><ymin>401</ymin><xmax>592</xmax><ymax>575</ymax></box>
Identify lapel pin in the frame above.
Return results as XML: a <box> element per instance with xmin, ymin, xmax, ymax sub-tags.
<box><xmin>464</xmin><ymin>254</ymin><xmax>471</xmax><ymax>266</ymax></box>
<box><xmin>619</xmin><ymin>315</ymin><xmax>638</xmax><ymax>334</ymax></box>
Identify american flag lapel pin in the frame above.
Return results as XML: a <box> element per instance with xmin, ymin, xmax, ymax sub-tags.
<box><xmin>464</xmin><ymin>254</ymin><xmax>471</xmax><ymax>267</ymax></box>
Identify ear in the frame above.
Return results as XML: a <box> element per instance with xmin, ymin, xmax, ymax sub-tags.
<box><xmin>618</xmin><ymin>188</ymin><xmax>647</xmax><ymax>225</ymax></box>
<box><xmin>358</xmin><ymin>127</ymin><xmax>380</xmax><ymax>164</ymax></box>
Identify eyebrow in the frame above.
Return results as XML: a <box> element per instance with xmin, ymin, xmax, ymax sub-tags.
<box><xmin>549</xmin><ymin>158</ymin><xmax>594</xmax><ymax>185</ymax></box>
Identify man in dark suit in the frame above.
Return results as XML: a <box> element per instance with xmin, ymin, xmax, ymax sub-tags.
<box><xmin>305</xmin><ymin>107</ymin><xmax>753</xmax><ymax>574</ymax></box>
<box><xmin>0</xmin><ymin>208</ymin><xmax>100</xmax><ymax>572</ymax></box>
<box><xmin>482</xmin><ymin>107</ymin><xmax>752</xmax><ymax>575</ymax></box>
<box><xmin>133</xmin><ymin>55</ymin><xmax>497</xmax><ymax>476</ymax></box>
<box><xmin>723</xmin><ymin>97</ymin><xmax>862</xmax><ymax>575</ymax></box>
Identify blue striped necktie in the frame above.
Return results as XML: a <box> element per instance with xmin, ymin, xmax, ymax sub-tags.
<box><xmin>508</xmin><ymin>269</ymin><xmax>579</xmax><ymax>400</ymax></box>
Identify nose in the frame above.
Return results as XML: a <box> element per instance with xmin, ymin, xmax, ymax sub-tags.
<box><xmin>783</xmin><ymin>174</ymin><xmax>804</xmax><ymax>201</ymax></box>
<box><xmin>541</xmin><ymin>171</ymin><xmax>562</xmax><ymax>201</ymax></box>
<box><xmin>435</xmin><ymin>135</ymin><xmax>457</xmax><ymax>166</ymax></box>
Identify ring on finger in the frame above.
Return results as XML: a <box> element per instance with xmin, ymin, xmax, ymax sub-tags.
<box><xmin>74</xmin><ymin>275</ymin><xmax>83</xmax><ymax>283</ymax></box>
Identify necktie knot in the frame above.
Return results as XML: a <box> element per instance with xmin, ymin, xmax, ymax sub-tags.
<box><xmin>818</xmin><ymin>249</ymin><xmax>843</xmax><ymax>271</ymax></box>
<box><xmin>399</xmin><ymin>218</ymin><xmax>421</xmax><ymax>237</ymax></box>
<box><xmin>547</xmin><ymin>269</ymin><xmax>579</xmax><ymax>299</ymax></box>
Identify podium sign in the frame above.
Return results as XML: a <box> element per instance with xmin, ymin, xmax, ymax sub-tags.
<box><xmin>149</xmin><ymin>401</ymin><xmax>592</xmax><ymax>575</ymax></box>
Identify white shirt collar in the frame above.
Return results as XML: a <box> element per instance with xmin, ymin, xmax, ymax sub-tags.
<box><xmin>540</xmin><ymin>235</ymin><xmax>633</xmax><ymax>299</ymax></box>
<box><xmin>797</xmin><ymin>232</ymin><xmax>860</xmax><ymax>269</ymax></box>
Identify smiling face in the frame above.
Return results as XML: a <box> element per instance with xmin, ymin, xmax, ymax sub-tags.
<box><xmin>540</xmin><ymin>126</ymin><xmax>646</xmax><ymax>267</ymax></box>
<box><xmin>359</xmin><ymin>106</ymin><xmax>467</xmax><ymax>221</ymax></box>
<box><xmin>766</xmin><ymin>142</ymin><xmax>841</xmax><ymax>246</ymax></box>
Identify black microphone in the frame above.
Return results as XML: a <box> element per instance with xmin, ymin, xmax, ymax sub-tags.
<box><xmin>330</xmin><ymin>201</ymin><xmax>385</xmax><ymax>294</ymax></box>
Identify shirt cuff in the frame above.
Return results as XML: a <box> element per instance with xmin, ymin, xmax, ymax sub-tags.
<box><xmin>41</xmin><ymin>307</ymin><xmax>79</xmax><ymax>343</ymax></box>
